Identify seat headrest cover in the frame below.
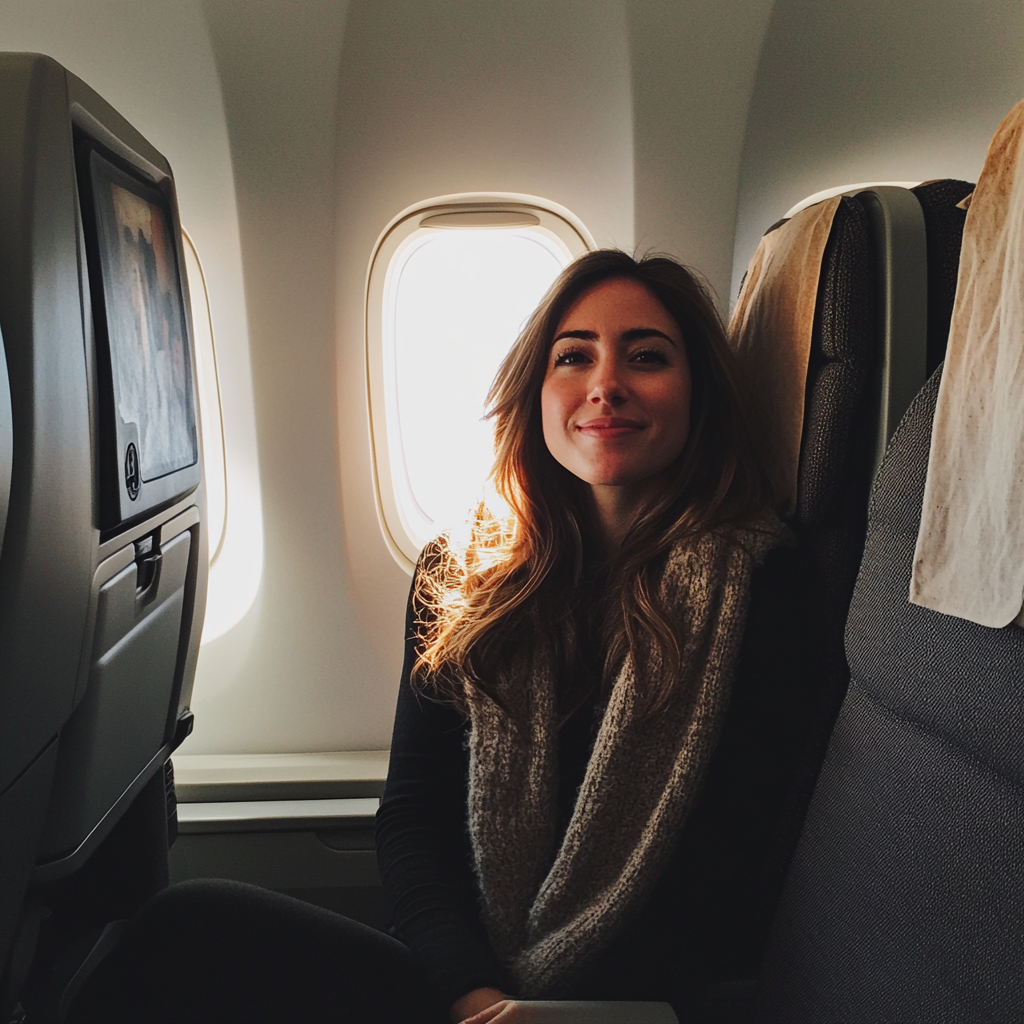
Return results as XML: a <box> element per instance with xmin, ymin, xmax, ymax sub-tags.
<box><xmin>729</xmin><ymin>196</ymin><xmax>841</xmax><ymax>514</ymax></box>
<box><xmin>910</xmin><ymin>99</ymin><xmax>1024</xmax><ymax>628</ymax></box>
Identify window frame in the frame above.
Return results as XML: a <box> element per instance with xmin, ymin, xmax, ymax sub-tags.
<box><xmin>181</xmin><ymin>227</ymin><xmax>228</xmax><ymax>566</ymax></box>
<box><xmin>365</xmin><ymin>194</ymin><xmax>593</xmax><ymax>572</ymax></box>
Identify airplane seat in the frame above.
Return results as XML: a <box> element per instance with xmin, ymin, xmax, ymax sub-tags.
<box><xmin>754</xmin><ymin>103</ymin><xmax>1024</xmax><ymax>1021</ymax></box>
<box><xmin>777</xmin><ymin>180</ymin><xmax>972</xmax><ymax>797</ymax></box>
<box><xmin>0</xmin><ymin>53</ymin><xmax>207</xmax><ymax>1021</ymax></box>
<box><xmin>754</xmin><ymin>366</ymin><xmax>1024</xmax><ymax>1022</ymax></box>
<box><xmin>775</xmin><ymin>180</ymin><xmax>968</xmax><ymax>632</ymax></box>
<box><xmin>719</xmin><ymin>180</ymin><xmax>972</xmax><ymax>1021</ymax></box>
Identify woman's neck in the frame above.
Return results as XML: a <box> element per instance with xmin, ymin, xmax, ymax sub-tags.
<box><xmin>589</xmin><ymin>475</ymin><xmax>667</xmax><ymax>552</ymax></box>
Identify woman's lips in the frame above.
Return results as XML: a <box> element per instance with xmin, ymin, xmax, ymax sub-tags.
<box><xmin>575</xmin><ymin>417</ymin><xmax>645</xmax><ymax>438</ymax></box>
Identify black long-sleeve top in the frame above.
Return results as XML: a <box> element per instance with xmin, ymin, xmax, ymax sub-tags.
<box><xmin>375</xmin><ymin>545</ymin><xmax>834</xmax><ymax>1019</ymax></box>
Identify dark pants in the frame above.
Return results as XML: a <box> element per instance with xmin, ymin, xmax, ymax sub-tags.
<box><xmin>68</xmin><ymin>879</ymin><xmax>450</xmax><ymax>1024</ymax></box>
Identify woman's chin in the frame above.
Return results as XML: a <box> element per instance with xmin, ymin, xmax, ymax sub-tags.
<box><xmin>586</xmin><ymin>472</ymin><xmax>666</xmax><ymax>495</ymax></box>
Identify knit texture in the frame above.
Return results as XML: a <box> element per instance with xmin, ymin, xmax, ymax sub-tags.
<box><xmin>465</xmin><ymin>513</ymin><xmax>789</xmax><ymax>996</ymax></box>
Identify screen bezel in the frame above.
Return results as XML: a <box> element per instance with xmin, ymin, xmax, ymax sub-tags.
<box><xmin>75</xmin><ymin>134</ymin><xmax>201</xmax><ymax>533</ymax></box>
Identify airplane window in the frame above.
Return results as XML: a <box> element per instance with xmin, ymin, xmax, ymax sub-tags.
<box><xmin>367</xmin><ymin>198</ymin><xmax>592</xmax><ymax>569</ymax></box>
<box><xmin>181</xmin><ymin>229</ymin><xmax>228</xmax><ymax>564</ymax></box>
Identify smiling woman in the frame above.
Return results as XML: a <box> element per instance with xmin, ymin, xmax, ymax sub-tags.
<box><xmin>366</xmin><ymin>252</ymin><xmax>832</xmax><ymax>1022</ymax></box>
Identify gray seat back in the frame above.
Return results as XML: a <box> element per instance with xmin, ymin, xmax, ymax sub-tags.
<box><xmin>756</xmin><ymin>368</ymin><xmax>1024</xmax><ymax>1022</ymax></box>
<box><xmin>791</xmin><ymin>183</ymin><xmax>970</xmax><ymax>632</ymax></box>
<box><xmin>0</xmin><ymin>53</ymin><xmax>208</xmax><ymax>1014</ymax></box>
<box><xmin>0</xmin><ymin>54</ymin><xmax>97</xmax><ymax>987</ymax></box>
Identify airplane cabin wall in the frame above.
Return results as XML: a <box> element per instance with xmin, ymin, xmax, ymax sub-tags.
<box><xmin>331</xmin><ymin>0</ymin><xmax>634</xmax><ymax>753</ymax></box>
<box><xmin>191</xmin><ymin>0</ymin><xmax>356</xmax><ymax>754</ymax></box>
<box><xmin>732</xmin><ymin>0</ymin><xmax>1024</xmax><ymax>300</ymax></box>
<box><xmin>10</xmin><ymin>2</ymin><xmax>1012</xmax><ymax>760</ymax></box>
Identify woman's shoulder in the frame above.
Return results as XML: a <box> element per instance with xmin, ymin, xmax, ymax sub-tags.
<box><xmin>728</xmin><ymin>507</ymin><xmax>793</xmax><ymax>562</ymax></box>
<box><xmin>410</xmin><ymin>534</ymin><xmax>456</xmax><ymax>606</ymax></box>
<box><xmin>664</xmin><ymin>507</ymin><xmax>793</xmax><ymax>574</ymax></box>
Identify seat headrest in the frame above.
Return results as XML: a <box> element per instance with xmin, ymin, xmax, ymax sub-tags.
<box><xmin>729</xmin><ymin>197</ymin><xmax>841</xmax><ymax>514</ymax></box>
<box><xmin>910</xmin><ymin>99</ymin><xmax>1024</xmax><ymax>628</ymax></box>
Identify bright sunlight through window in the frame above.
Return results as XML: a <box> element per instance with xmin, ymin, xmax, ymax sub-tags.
<box><xmin>367</xmin><ymin>198</ymin><xmax>592</xmax><ymax>569</ymax></box>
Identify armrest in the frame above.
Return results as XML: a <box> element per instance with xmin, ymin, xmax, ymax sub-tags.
<box><xmin>508</xmin><ymin>1002</ymin><xmax>678</xmax><ymax>1023</ymax></box>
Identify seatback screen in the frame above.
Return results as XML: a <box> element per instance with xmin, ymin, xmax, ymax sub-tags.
<box><xmin>84</xmin><ymin>147</ymin><xmax>198</xmax><ymax>487</ymax></box>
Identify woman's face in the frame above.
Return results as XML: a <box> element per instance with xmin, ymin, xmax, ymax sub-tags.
<box><xmin>541</xmin><ymin>277</ymin><xmax>692</xmax><ymax>496</ymax></box>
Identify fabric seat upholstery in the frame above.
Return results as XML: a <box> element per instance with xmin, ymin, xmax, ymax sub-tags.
<box><xmin>792</xmin><ymin>194</ymin><xmax>876</xmax><ymax>635</ymax></box>
<box><xmin>756</xmin><ymin>367</ymin><xmax>1024</xmax><ymax>1023</ymax></box>
<box><xmin>912</xmin><ymin>179</ymin><xmax>974</xmax><ymax>376</ymax></box>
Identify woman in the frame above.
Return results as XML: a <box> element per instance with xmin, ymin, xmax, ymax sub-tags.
<box><xmin>70</xmin><ymin>251</ymin><xmax>827</xmax><ymax>1024</ymax></box>
<box><xmin>377</xmin><ymin>251</ymin><xmax>829</xmax><ymax>1023</ymax></box>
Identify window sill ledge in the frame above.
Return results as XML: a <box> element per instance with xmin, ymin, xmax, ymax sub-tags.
<box><xmin>172</xmin><ymin>750</ymin><xmax>388</xmax><ymax>803</ymax></box>
<box><xmin>177</xmin><ymin>796</ymin><xmax>379</xmax><ymax>834</ymax></box>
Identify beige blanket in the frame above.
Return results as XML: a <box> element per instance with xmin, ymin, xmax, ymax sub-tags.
<box><xmin>910</xmin><ymin>100</ymin><xmax>1024</xmax><ymax>628</ymax></box>
<box><xmin>729</xmin><ymin>198</ymin><xmax>841</xmax><ymax>514</ymax></box>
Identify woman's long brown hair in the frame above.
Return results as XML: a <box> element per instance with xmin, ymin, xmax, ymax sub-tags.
<box><xmin>412</xmin><ymin>250</ymin><xmax>767</xmax><ymax>725</ymax></box>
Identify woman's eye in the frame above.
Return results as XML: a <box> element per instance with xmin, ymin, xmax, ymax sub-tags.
<box><xmin>553</xmin><ymin>348</ymin><xmax>589</xmax><ymax>367</ymax></box>
<box><xmin>630</xmin><ymin>348</ymin><xmax>669</xmax><ymax>365</ymax></box>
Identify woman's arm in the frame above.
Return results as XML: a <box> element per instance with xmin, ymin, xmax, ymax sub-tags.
<box><xmin>375</xmin><ymin>569</ymin><xmax>510</xmax><ymax>1011</ymax></box>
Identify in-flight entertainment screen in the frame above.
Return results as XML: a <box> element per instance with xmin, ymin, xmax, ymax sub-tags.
<box><xmin>84</xmin><ymin>145</ymin><xmax>197</xmax><ymax>499</ymax></box>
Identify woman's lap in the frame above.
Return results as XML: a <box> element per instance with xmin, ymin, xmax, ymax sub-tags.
<box><xmin>68</xmin><ymin>878</ymin><xmax>449</xmax><ymax>1024</ymax></box>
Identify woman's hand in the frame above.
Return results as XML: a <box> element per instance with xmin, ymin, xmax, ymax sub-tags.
<box><xmin>451</xmin><ymin>987</ymin><xmax>512</xmax><ymax>1023</ymax></box>
<box><xmin>457</xmin><ymin>999</ymin><xmax>512</xmax><ymax>1023</ymax></box>
<box><xmin>455</xmin><ymin>994</ymin><xmax>535</xmax><ymax>1023</ymax></box>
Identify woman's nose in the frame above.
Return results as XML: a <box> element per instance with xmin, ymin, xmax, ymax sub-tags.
<box><xmin>587</xmin><ymin>367</ymin><xmax>627</xmax><ymax>405</ymax></box>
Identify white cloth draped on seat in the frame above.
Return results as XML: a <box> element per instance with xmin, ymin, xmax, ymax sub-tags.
<box><xmin>910</xmin><ymin>99</ymin><xmax>1024</xmax><ymax>628</ymax></box>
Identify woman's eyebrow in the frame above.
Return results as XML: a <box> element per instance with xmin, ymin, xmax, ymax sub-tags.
<box><xmin>622</xmin><ymin>327</ymin><xmax>677</xmax><ymax>345</ymax></box>
<box><xmin>552</xmin><ymin>329</ymin><xmax>597</xmax><ymax>343</ymax></box>
<box><xmin>552</xmin><ymin>327</ymin><xmax>677</xmax><ymax>345</ymax></box>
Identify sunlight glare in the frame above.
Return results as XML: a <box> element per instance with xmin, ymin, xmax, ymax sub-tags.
<box><xmin>387</xmin><ymin>228</ymin><xmax>570</xmax><ymax>550</ymax></box>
